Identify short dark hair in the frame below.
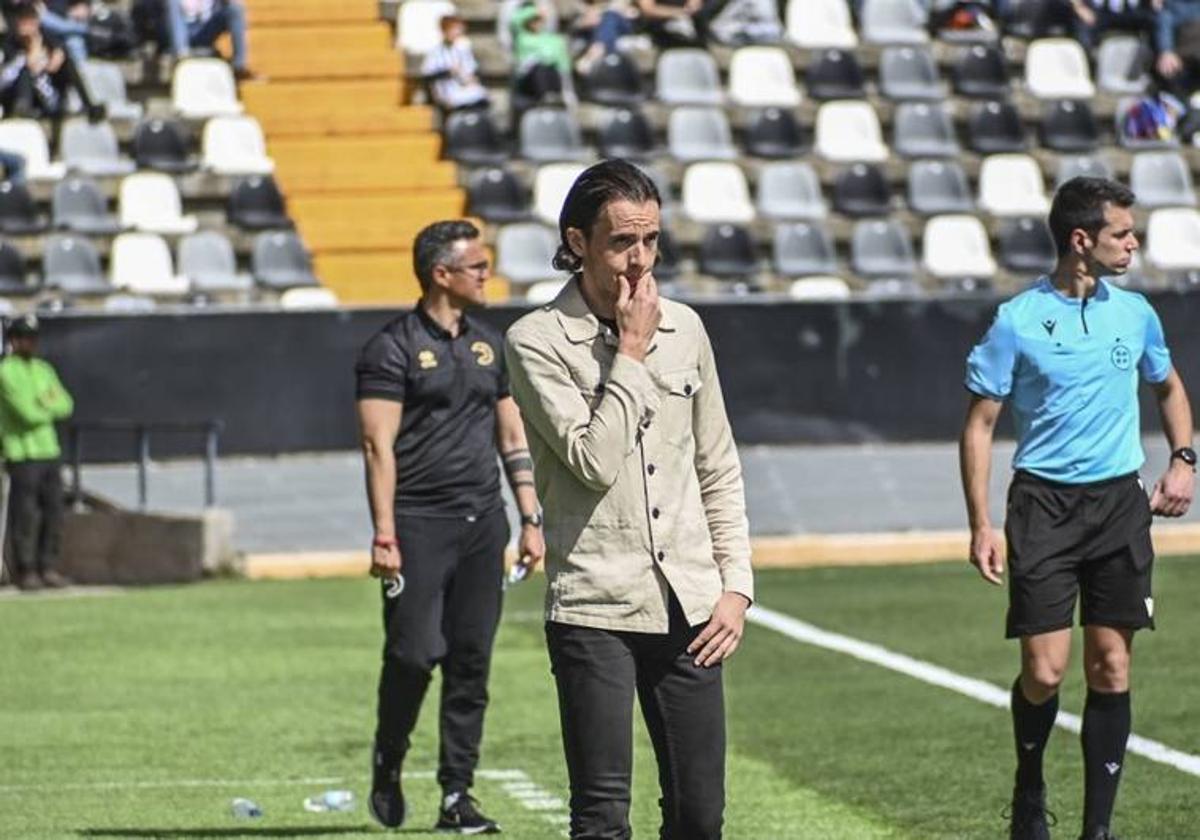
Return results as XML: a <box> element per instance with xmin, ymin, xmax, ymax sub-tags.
<box><xmin>552</xmin><ymin>159</ymin><xmax>661</xmax><ymax>273</ymax></box>
<box><xmin>1048</xmin><ymin>177</ymin><xmax>1136</xmax><ymax>258</ymax></box>
<box><xmin>412</xmin><ymin>220</ymin><xmax>480</xmax><ymax>292</ymax></box>
<box><xmin>11</xmin><ymin>4</ymin><xmax>38</xmax><ymax>21</ymax></box>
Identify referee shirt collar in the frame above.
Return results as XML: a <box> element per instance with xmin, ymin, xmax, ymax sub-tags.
<box><xmin>554</xmin><ymin>275</ymin><xmax>676</xmax><ymax>345</ymax></box>
<box><xmin>416</xmin><ymin>303</ymin><xmax>471</xmax><ymax>341</ymax></box>
<box><xmin>1036</xmin><ymin>276</ymin><xmax>1112</xmax><ymax>303</ymax></box>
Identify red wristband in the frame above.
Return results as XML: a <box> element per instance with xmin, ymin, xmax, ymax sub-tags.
<box><xmin>373</xmin><ymin>535</ymin><xmax>398</xmax><ymax>549</ymax></box>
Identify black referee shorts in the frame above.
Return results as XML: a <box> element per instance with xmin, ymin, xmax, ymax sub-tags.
<box><xmin>1004</xmin><ymin>470</ymin><xmax>1155</xmax><ymax>639</ymax></box>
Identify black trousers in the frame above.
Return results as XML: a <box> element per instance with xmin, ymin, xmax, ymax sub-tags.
<box><xmin>6</xmin><ymin>459</ymin><xmax>65</xmax><ymax>578</ymax></box>
<box><xmin>375</xmin><ymin>507</ymin><xmax>508</xmax><ymax>794</ymax></box>
<box><xmin>546</xmin><ymin>594</ymin><xmax>726</xmax><ymax>840</ymax></box>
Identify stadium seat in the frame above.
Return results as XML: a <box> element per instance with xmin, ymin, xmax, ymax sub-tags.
<box><xmin>228</xmin><ymin>176</ymin><xmax>292</xmax><ymax>231</ymax></box>
<box><xmin>172</xmin><ymin>58</ymin><xmax>244</xmax><ymax>119</ymax></box>
<box><xmin>744</xmin><ymin>108</ymin><xmax>805</xmax><ymax>159</ymax></box>
<box><xmin>496</xmin><ymin>223</ymin><xmax>560</xmax><ymax>284</ymax></box>
<box><xmin>103</xmin><ymin>293</ymin><xmax>157</xmax><ymax>312</ymax></box>
<box><xmin>815</xmin><ymin>101</ymin><xmax>888</xmax><ymax>163</ymax></box>
<box><xmin>1040</xmin><ymin>100</ymin><xmax>1099</xmax><ymax>153</ymax></box>
<box><xmin>1056</xmin><ymin>154</ymin><xmax>1113</xmax><ymax>186</ymax></box>
<box><xmin>654</xmin><ymin>226</ymin><xmax>682</xmax><ymax>281</ymax></box>
<box><xmin>879</xmin><ymin>46</ymin><xmax>944</xmax><ymax>100</ymax></box>
<box><xmin>110</xmin><ymin>232</ymin><xmax>190</xmax><ymax>296</ymax></box>
<box><xmin>0</xmin><ymin>181</ymin><xmax>47</xmax><ymax>235</ymax></box>
<box><xmin>1129</xmin><ymin>151</ymin><xmax>1197</xmax><ymax>208</ymax></box>
<box><xmin>43</xmin><ymin>234</ymin><xmax>110</xmax><ymax>296</ymax></box>
<box><xmin>787</xmin><ymin>276</ymin><xmax>851</xmax><ymax>300</ymax></box>
<box><xmin>597</xmin><ymin>107</ymin><xmax>656</xmax><ymax>160</ymax></box>
<box><xmin>119</xmin><ymin>173</ymin><xmax>198</xmax><ymax>235</ymax></box>
<box><xmin>202</xmin><ymin>116</ymin><xmax>276</xmax><ymax>176</ymax></box>
<box><xmin>851</xmin><ymin>218</ymin><xmax>916</xmax><ymax>277</ymax></box>
<box><xmin>133</xmin><ymin>118</ymin><xmax>198</xmax><ymax>173</ymax></box>
<box><xmin>581</xmin><ymin>51</ymin><xmax>644</xmax><ymax>106</ymax></box>
<box><xmin>523</xmin><ymin>279</ymin><xmax>567</xmax><ymax>305</ymax></box>
<box><xmin>52</xmin><ymin>177</ymin><xmax>120</xmax><ymax>235</ymax></box>
<box><xmin>998</xmin><ymin>216</ymin><xmax>1056</xmax><ymax>274</ymax></box>
<box><xmin>698</xmin><ymin>224</ymin><xmax>758</xmax><ymax>278</ymax></box>
<box><xmin>1096</xmin><ymin>35</ymin><xmax>1149</xmax><ymax>95</ymax></box>
<box><xmin>533</xmin><ymin>163</ymin><xmax>587</xmax><ymax>226</ymax></box>
<box><xmin>860</xmin><ymin>0</ymin><xmax>929</xmax><ymax>45</ymax></box>
<box><xmin>253</xmin><ymin>231</ymin><xmax>320</xmax><ymax>290</ymax></box>
<box><xmin>922</xmin><ymin>214</ymin><xmax>997</xmax><ymax>280</ymax></box>
<box><xmin>59</xmin><ymin>119</ymin><xmax>136</xmax><ymax>177</ymax></box>
<box><xmin>907</xmin><ymin>160</ymin><xmax>974</xmax><ymax>215</ymax></box>
<box><xmin>682</xmin><ymin>162</ymin><xmax>755</xmax><ymax>224</ymax></box>
<box><xmin>978</xmin><ymin>154</ymin><xmax>1050</xmax><ymax>217</ymax></box>
<box><xmin>656</xmin><ymin>49</ymin><xmax>723</xmax><ymax>106</ymax></box>
<box><xmin>279</xmin><ymin>287</ymin><xmax>340</xmax><ymax>309</ymax></box>
<box><xmin>396</xmin><ymin>0</ymin><xmax>456</xmax><ymax>55</ymax></box>
<box><xmin>773</xmin><ymin>221</ymin><xmax>839</xmax><ymax>276</ymax></box>
<box><xmin>832</xmin><ymin>163</ymin><xmax>892</xmax><ymax>217</ymax></box>
<box><xmin>1145</xmin><ymin>208</ymin><xmax>1200</xmax><ymax>271</ymax></box>
<box><xmin>967</xmin><ymin>100</ymin><xmax>1027</xmax><ymax>154</ymax></box>
<box><xmin>178</xmin><ymin>231</ymin><xmax>253</xmax><ymax>294</ymax></box>
<box><xmin>668</xmin><ymin>107</ymin><xmax>738</xmax><ymax>162</ymax></box>
<box><xmin>786</xmin><ymin>0</ymin><xmax>857</xmax><ymax>49</ymax></box>
<box><xmin>728</xmin><ymin>47</ymin><xmax>802</xmax><ymax>107</ymax></box>
<box><xmin>443</xmin><ymin>110</ymin><xmax>508</xmax><ymax>166</ymax></box>
<box><xmin>79</xmin><ymin>61</ymin><xmax>144</xmax><ymax>122</ymax></box>
<box><xmin>952</xmin><ymin>44</ymin><xmax>1010</xmax><ymax>99</ymax></box>
<box><xmin>757</xmin><ymin>162</ymin><xmax>827</xmax><ymax>220</ymax></box>
<box><xmin>519</xmin><ymin>108</ymin><xmax>589</xmax><ymax>163</ymax></box>
<box><xmin>0</xmin><ymin>119</ymin><xmax>66</xmax><ymax>181</ymax></box>
<box><xmin>1025</xmin><ymin>38</ymin><xmax>1095</xmax><ymax>100</ymax></box>
<box><xmin>805</xmin><ymin>49</ymin><xmax>866</xmax><ymax>100</ymax></box>
<box><xmin>0</xmin><ymin>240</ymin><xmax>32</xmax><ymax>297</ymax></box>
<box><xmin>892</xmin><ymin>102</ymin><xmax>959</xmax><ymax>158</ymax></box>
<box><xmin>467</xmin><ymin>167</ymin><xmax>528</xmax><ymax>223</ymax></box>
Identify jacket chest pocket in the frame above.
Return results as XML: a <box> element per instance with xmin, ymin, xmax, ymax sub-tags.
<box><xmin>655</xmin><ymin>367</ymin><xmax>702</xmax><ymax>447</ymax></box>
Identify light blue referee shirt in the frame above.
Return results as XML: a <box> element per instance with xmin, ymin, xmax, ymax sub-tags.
<box><xmin>965</xmin><ymin>277</ymin><xmax>1173</xmax><ymax>484</ymax></box>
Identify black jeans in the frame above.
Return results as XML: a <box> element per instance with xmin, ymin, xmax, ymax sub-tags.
<box><xmin>6</xmin><ymin>459</ymin><xmax>65</xmax><ymax>578</ymax></box>
<box><xmin>375</xmin><ymin>507</ymin><xmax>508</xmax><ymax>794</ymax></box>
<box><xmin>546</xmin><ymin>594</ymin><xmax>726</xmax><ymax>840</ymax></box>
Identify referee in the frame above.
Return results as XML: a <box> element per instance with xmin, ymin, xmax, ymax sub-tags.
<box><xmin>356</xmin><ymin>220</ymin><xmax>545</xmax><ymax>834</ymax></box>
<box><xmin>959</xmin><ymin>177</ymin><xmax>1195</xmax><ymax>840</ymax></box>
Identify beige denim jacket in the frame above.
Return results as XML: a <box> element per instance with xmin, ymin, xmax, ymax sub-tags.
<box><xmin>505</xmin><ymin>278</ymin><xmax>754</xmax><ymax>633</ymax></box>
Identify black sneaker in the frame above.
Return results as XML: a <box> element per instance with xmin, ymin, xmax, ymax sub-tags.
<box><xmin>367</xmin><ymin>746</ymin><xmax>405</xmax><ymax>829</ymax></box>
<box><xmin>1005</xmin><ymin>786</ymin><xmax>1055</xmax><ymax>840</ymax></box>
<box><xmin>1079</xmin><ymin>829</ymin><xmax>1120</xmax><ymax>840</ymax></box>
<box><xmin>435</xmin><ymin>791</ymin><xmax>500</xmax><ymax>835</ymax></box>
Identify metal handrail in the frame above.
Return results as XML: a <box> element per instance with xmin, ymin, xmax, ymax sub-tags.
<box><xmin>68</xmin><ymin>420</ymin><xmax>224</xmax><ymax>510</ymax></box>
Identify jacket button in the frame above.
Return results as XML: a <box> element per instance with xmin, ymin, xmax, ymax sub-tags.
<box><xmin>647</xmin><ymin>464</ymin><xmax>655</xmax><ymax>475</ymax></box>
<box><xmin>684</xmin><ymin>384</ymin><xmax>693</xmax><ymax>395</ymax></box>
<box><xmin>652</xmin><ymin>507</ymin><xmax>660</xmax><ymax>518</ymax></box>
<box><xmin>596</xmin><ymin>383</ymin><xmax>605</xmax><ymax>393</ymax></box>
<box><xmin>657</xmin><ymin>551</ymin><xmax>665</xmax><ymax>561</ymax></box>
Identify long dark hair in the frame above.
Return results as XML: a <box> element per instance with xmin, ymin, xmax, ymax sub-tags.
<box><xmin>552</xmin><ymin>159</ymin><xmax>661</xmax><ymax>272</ymax></box>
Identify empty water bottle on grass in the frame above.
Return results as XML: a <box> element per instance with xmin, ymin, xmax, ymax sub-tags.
<box><xmin>303</xmin><ymin>789</ymin><xmax>356</xmax><ymax>813</ymax></box>
<box><xmin>230</xmin><ymin>797</ymin><xmax>262</xmax><ymax>819</ymax></box>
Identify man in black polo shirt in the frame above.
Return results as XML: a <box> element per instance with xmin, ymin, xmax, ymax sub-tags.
<box><xmin>356</xmin><ymin>220</ymin><xmax>545</xmax><ymax>835</ymax></box>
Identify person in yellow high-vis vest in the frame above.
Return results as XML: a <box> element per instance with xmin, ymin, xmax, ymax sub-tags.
<box><xmin>0</xmin><ymin>314</ymin><xmax>73</xmax><ymax>591</ymax></box>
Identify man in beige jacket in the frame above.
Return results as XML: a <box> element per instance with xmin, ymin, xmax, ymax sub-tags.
<box><xmin>505</xmin><ymin>159</ymin><xmax>753</xmax><ymax>839</ymax></box>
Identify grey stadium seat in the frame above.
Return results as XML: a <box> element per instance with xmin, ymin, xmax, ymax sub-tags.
<box><xmin>860</xmin><ymin>0</ymin><xmax>928</xmax><ymax>45</ymax></box>
<box><xmin>1055</xmin><ymin>154</ymin><xmax>1113</xmax><ymax>187</ymax></box>
<box><xmin>178</xmin><ymin>231</ymin><xmax>253</xmax><ymax>293</ymax></box>
<box><xmin>893</xmin><ymin>102</ymin><xmax>960</xmax><ymax>158</ymax></box>
<box><xmin>907</xmin><ymin>160</ymin><xmax>974</xmax><ymax>215</ymax></box>
<box><xmin>60</xmin><ymin>118</ymin><xmax>136</xmax><ymax>177</ymax></box>
<box><xmin>851</xmin><ymin>218</ymin><xmax>917</xmax><ymax>277</ymax></box>
<box><xmin>879</xmin><ymin>46</ymin><xmax>943</xmax><ymax>100</ymax></box>
<box><xmin>496</xmin><ymin>222</ymin><xmax>560</xmax><ymax>285</ymax></box>
<box><xmin>757</xmin><ymin>162</ymin><xmax>827</xmax><ymax>220</ymax></box>
<box><xmin>79</xmin><ymin>60</ymin><xmax>144</xmax><ymax>121</ymax></box>
<box><xmin>52</xmin><ymin>176</ymin><xmax>121</xmax><ymax>235</ymax></box>
<box><xmin>1097</xmin><ymin>35</ymin><xmax>1149</xmax><ymax>95</ymax></box>
<box><xmin>44</xmin><ymin>234</ymin><xmax>112</xmax><ymax>295</ymax></box>
<box><xmin>1129</xmin><ymin>151</ymin><xmax>1197</xmax><ymax>208</ymax></box>
<box><xmin>655</xmin><ymin>49</ymin><xmax>723</xmax><ymax>105</ymax></box>
<box><xmin>518</xmin><ymin>108</ymin><xmax>589</xmax><ymax>163</ymax></box>
<box><xmin>252</xmin><ymin>231</ymin><xmax>319</xmax><ymax>290</ymax></box>
<box><xmin>667</xmin><ymin>107</ymin><xmax>738</xmax><ymax>162</ymax></box>
<box><xmin>773</xmin><ymin>222</ymin><xmax>839</xmax><ymax>276</ymax></box>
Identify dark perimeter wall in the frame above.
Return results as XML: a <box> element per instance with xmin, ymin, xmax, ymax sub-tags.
<box><xmin>40</xmin><ymin>292</ymin><xmax>1200</xmax><ymax>461</ymax></box>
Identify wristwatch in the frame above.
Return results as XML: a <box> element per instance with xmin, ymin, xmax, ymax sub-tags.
<box><xmin>520</xmin><ymin>512</ymin><xmax>543</xmax><ymax>528</ymax></box>
<box><xmin>1170</xmin><ymin>446</ymin><xmax>1197</xmax><ymax>470</ymax></box>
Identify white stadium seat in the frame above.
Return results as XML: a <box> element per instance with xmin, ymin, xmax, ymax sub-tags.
<box><xmin>978</xmin><ymin>154</ymin><xmax>1050</xmax><ymax>217</ymax></box>
<box><xmin>1129</xmin><ymin>151</ymin><xmax>1197</xmax><ymax>208</ymax></box>
<box><xmin>682</xmin><ymin>162</ymin><xmax>756</xmax><ymax>224</ymax></box>
<box><xmin>787</xmin><ymin>276</ymin><xmax>852</xmax><ymax>300</ymax></box>
<box><xmin>532</xmin><ymin>163</ymin><xmax>587</xmax><ymax>226</ymax></box>
<box><xmin>786</xmin><ymin>0</ymin><xmax>857</xmax><ymax>50</ymax></box>
<box><xmin>110</xmin><ymin>232</ymin><xmax>190</xmax><ymax>296</ymax></box>
<box><xmin>496</xmin><ymin>222</ymin><xmax>560</xmax><ymax>284</ymax></box>
<box><xmin>279</xmin><ymin>287</ymin><xmax>339</xmax><ymax>309</ymax></box>
<box><xmin>728</xmin><ymin>47</ymin><xmax>802</xmax><ymax>108</ymax></box>
<box><xmin>1025</xmin><ymin>38</ymin><xmax>1096</xmax><ymax>100</ymax></box>
<box><xmin>0</xmin><ymin>119</ymin><xmax>66</xmax><ymax>181</ymax></box>
<box><xmin>1146</xmin><ymin>208</ymin><xmax>1200</xmax><ymax>271</ymax></box>
<box><xmin>815</xmin><ymin>101</ymin><xmax>889</xmax><ymax>163</ymax></box>
<box><xmin>397</xmin><ymin>0</ymin><xmax>457</xmax><ymax>55</ymax></box>
<box><xmin>202</xmin><ymin>116</ymin><xmax>275</xmax><ymax>176</ymax></box>
<box><xmin>119</xmin><ymin>172</ymin><xmax>199</xmax><ymax>235</ymax></box>
<box><xmin>172</xmin><ymin>58</ymin><xmax>244</xmax><ymax>119</ymax></box>
<box><xmin>922</xmin><ymin>215</ymin><xmax>998</xmax><ymax>279</ymax></box>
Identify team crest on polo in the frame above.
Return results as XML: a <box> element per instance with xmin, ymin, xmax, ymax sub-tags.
<box><xmin>471</xmin><ymin>341</ymin><xmax>495</xmax><ymax>366</ymax></box>
<box><xmin>418</xmin><ymin>349</ymin><xmax>438</xmax><ymax>370</ymax></box>
<box><xmin>1110</xmin><ymin>344</ymin><xmax>1132</xmax><ymax>370</ymax></box>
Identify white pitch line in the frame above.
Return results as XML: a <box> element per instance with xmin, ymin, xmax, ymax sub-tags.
<box><xmin>748</xmin><ymin>605</ymin><xmax>1200</xmax><ymax>778</ymax></box>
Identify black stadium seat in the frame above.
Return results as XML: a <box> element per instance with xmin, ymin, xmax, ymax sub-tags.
<box><xmin>967</xmin><ymin>100</ymin><xmax>1027</xmax><ymax>153</ymax></box>
<box><xmin>952</xmin><ymin>44</ymin><xmax>1010</xmax><ymax>99</ymax></box>
<box><xmin>598</xmin><ymin>107</ymin><xmax>656</xmax><ymax>159</ymax></box>
<box><xmin>0</xmin><ymin>240</ymin><xmax>33</xmax><ymax>296</ymax></box>
<box><xmin>699</xmin><ymin>224</ymin><xmax>757</xmax><ymax>278</ymax></box>
<box><xmin>743</xmin><ymin>108</ymin><xmax>805</xmax><ymax>159</ymax></box>
<box><xmin>133</xmin><ymin>117</ymin><xmax>197</xmax><ymax>173</ymax></box>
<box><xmin>582</xmin><ymin>51</ymin><xmax>644</xmax><ymax>106</ymax></box>
<box><xmin>228</xmin><ymin>176</ymin><xmax>293</xmax><ymax>231</ymax></box>
<box><xmin>467</xmin><ymin>166</ymin><xmax>528</xmax><ymax>223</ymax></box>
<box><xmin>1040</xmin><ymin>99</ymin><xmax>1099</xmax><ymax>153</ymax></box>
<box><xmin>654</xmin><ymin>226</ymin><xmax>682</xmax><ymax>281</ymax></box>
<box><xmin>832</xmin><ymin>163</ymin><xmax>891</xmax><ymax>217</ymax></box>
<box><xmin>443</xmin><ymin>110</ymin><xmax>508</xmax><ymax>166</ymax></box>
<box><xmin>999</xmin><ymin>216</ymin><xmax>1057</xmax><ymax>273</ymax></box>
<box><xmin>806</xmin><ymin>49</ymin><xmax>866</xmax><ymax>101</ymax></box>
<box><xmin>0</xmin><ymin>181</ymin><xmax>46</xmax><ymax>235</ymax></box>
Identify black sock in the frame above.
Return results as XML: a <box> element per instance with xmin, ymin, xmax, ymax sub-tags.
<box><xmin>1012</xmin><ymin>677</ymin><xmax>1059</xmax><ymax>791</ymax></box>
<box><xmin>1082</xmin><ymin>689</ymin><xmax>1131</xmax><ymax>833</ymax></box>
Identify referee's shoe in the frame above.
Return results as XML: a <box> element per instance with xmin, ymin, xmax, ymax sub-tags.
<box><xmin>436</xmin><ymin>791</ymin><xmax>500</xmax><ymax>834</ymax></box>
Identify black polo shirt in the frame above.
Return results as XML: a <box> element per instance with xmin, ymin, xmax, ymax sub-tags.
<box><xmin>355</xmin><ymin>307</ymin><xmax>508</xmax><ymax>517</ymax></box>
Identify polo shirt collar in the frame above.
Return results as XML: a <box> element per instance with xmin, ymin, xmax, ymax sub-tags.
<box><xmin>417</xmin><ymin>304</ymin><xmax>471</xmax><ymax>340</ymax></box>
<box><xmin>1037</xmin><ymin>276</ymin><xmax>1112</xmax><ymax>304</ymax></box>
<box><xmin>554</xmin><ymin>275</ymin><xmax>676</xmax><ymax>345</ymax></box>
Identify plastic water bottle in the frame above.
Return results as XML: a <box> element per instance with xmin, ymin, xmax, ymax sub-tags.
<box><xmin>503</xmin><ymin>561</ymin><xmax>531</xmax><ymax>590</ymax></box>
<box><xmin>303</xmin><ymin>790</ymin><xmax>356</xmax><ymax>813</ymax></box>
<box><xmin>230</xmin><ymin>798</ymin><xmax>263</xmax><ymax>819</ymax></box>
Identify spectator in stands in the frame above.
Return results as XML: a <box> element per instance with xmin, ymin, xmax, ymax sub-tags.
<box><xmin>512</xmin><ymin>3</ymin><xmax>573</xmax><ymax>105</ymax></box>
<box><xmin>572</xmin><ymin>0</ymin><xmax>640</xmax><ymax>74</ymax></box>
<box><xmin>422</xmin><ymin>13</ymin><xmax>489</xmax><ymax>112</ymax></box>
<box><xmin>164</xmin><ymin>0</ymin><xmax>254</xmax><ymax>80</ymax></box>
<box><xmin>707</xmin><ymin>0</ymin><xmax>783</xmax><ymax>45</ymax></box>
<box><xmin>0</xmin><ymin>314</ymin><xmax>74</xmax><ymax>592</ymax></box>
<box><xmin>1156</xmin><ymin>0</ymin><xmax>1200</xmax><ymax>93</ymax></box>
<box><xmin>0</xmin><ymin>3</ymin><xmax>101</xmax><ymax>121</ymax></box>
<box><xmin>38</xmin><ymin>1</ymin><xmax>91</xmax><ymax>65</ymax></box>
<box><xmin>1065</xmin><ymin>0</ymin><xmax>1161</xmax><ymax>51</ymax></box>
<box><xmin>0</xmin><ymin>150</ymin><xmax>26</xmax><ymax>184</ymax></box>
<box><xmin>637</xmin><ymin>0</ymin><xmax>724</xmax><ymax>48</ymax></box>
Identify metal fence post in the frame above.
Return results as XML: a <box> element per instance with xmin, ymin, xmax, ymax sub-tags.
<box><xmin>204</xmin><ymin>423</ymin><xmax>219</xmax><ymax>507</ymax></box>
<box><xmin>136</xmin><ymin>426</ymin><xmax>150</xmax><ymax>511</ymax></box>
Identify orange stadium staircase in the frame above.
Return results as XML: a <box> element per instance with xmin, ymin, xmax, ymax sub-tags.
<box><xmin>239</xmin><ymin>0</ymin><xmax>496</xmax><ymax>305</ymax></box>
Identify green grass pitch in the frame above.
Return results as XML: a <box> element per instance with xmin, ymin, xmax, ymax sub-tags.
<box><xmin>3</xmin><ymin>558</ymin><xmax>1199</xmax><ymax>838</ymax></box>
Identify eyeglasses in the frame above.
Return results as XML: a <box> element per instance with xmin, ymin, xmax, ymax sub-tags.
<box><xmin>445</xmin><ymin>260</ymin><xmax>490</xmax><ymax>276</ymax></box>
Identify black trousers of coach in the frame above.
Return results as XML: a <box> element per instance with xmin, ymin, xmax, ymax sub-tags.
<box><xmin>375</xmin><ymin>508</ymin><xmax>508</xmax><ymax>794</ymax></box>
<box><xmin>6</xmin><ymin>459</ymin><xmax>65</xmax><ymax>578</ymax></box>
<box><xmin>546</xmin><ymin>593</ymin><xmax>726</xmax><ymax>840</ymax></box>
